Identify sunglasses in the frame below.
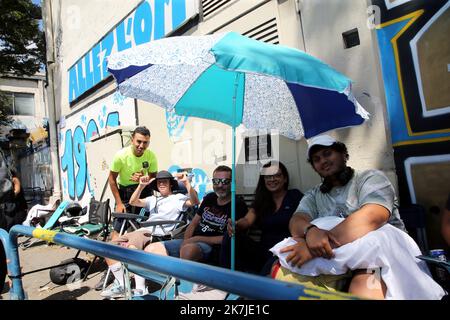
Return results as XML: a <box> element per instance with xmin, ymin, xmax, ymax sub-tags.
<box><xmin>212</xmin><ymin>178</ymin><xmax>231</xmax><ymax>185</ymax></box>
<box><xmin>263</xmin><ymin>172</ymin><xmax>283</xmax><ymax>181</ymax></box>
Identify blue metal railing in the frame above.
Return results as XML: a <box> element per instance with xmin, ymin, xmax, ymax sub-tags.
<box><xmin>0</xmin><ymin>225</ymin><xmax>355</xmax><ymax>300</ymax></box>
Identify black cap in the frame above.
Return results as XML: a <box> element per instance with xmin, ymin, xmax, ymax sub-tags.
<box><xmin>148</xmin><ymin>170</ymin><xmax>179</xmax><ymax>192</ymax></box>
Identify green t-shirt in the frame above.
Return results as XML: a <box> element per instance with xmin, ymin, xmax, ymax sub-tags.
<box><xmin>110</xmin><ymin>146</ymin><xmax>158</xmax><ymax>187</ymax></box>
<box><xmin>295</xmin><ymin>170</ymin><xmax>406</xmax><ymax>230</ymax></box>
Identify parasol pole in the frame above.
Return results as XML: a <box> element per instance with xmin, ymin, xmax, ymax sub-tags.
<box><xmin>230</xmin><ymin>72</ymin><xmax>241</xmax><ymax>271</ymax></box>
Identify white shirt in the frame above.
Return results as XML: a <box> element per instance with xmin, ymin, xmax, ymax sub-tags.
<box><xmin>142</xmin><ymin>193</ymin><xmax>188</xmax><ymax>236</ymax></box>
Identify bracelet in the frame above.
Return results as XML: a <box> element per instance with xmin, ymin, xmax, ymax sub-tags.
<box><xmin>303</xmin><ymin>224</ymin><xmax>317</xmax><ymax>238</ymax></box>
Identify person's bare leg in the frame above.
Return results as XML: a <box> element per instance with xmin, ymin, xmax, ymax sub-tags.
<box><xmin>144</xmin><ymin>242</ymin><xmax>169</xmax><ymax>256</ymax></box>
<box><xmin>348</xmin><ymin>270</ymin><xmax>386</xmax><ymax>300</ymax></box>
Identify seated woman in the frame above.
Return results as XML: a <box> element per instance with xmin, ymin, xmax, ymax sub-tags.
<box><xmin>220</xmin><ymin>161</ymin><xmax>303</xmax><ymax>275</ymax></box>
<box><xmin>101</xmin><ymin>170</ymin><xmax>199</xmax><ymax>299</ymax></box>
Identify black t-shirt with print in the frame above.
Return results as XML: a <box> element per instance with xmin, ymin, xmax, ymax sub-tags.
<box><xmin>194</xmin><ymin>192</ymin><xmax>248</xmax><ymax>237</ymax></box>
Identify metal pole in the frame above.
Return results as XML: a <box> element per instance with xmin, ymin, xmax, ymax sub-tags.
<box><xmin>0</xmin><ymin>229</ymin><xmax>25</xmax><ymax>300</ymax></box>
<box><xmin>3</xmin><ymin>225</ymin><xmax>356</xmax><ymax>300</ymax></box>
<box><xmin>230</xmin><ymin>72</ymin><xmax>240</xmax><ymax>271</ymax></box>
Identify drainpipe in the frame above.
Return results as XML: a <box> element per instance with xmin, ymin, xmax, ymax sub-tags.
<box><xmin>42</xmin><ymin>0</ymin><xmax>62</xmax><ymax>202</ymax></box>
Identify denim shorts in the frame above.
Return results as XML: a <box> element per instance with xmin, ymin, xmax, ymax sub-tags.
<box><xmin>163</xmin><ymin>239</ymin><xmax>213</xmax><ymax>261</ymax></box>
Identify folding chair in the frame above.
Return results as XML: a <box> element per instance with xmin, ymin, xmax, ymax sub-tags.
<box><xmin>20</xmin><ymin>200</ymin><xmax>70</xmax><ymax>249</ymax></box>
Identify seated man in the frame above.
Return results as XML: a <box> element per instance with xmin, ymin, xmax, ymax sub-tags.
<box><xmin>101</xmin><ymin>170</ymin><xmax>199</xmax><ymax>299</ymax></box>
<box><xmin>145</xmin><ymin>165</ymin><xmax>248</xmax><ymax>299</ymax></box>
<box><xmin>271</xmin><ymin>135</ymin><xmax>445</xmax><ymax>300</ymax></box>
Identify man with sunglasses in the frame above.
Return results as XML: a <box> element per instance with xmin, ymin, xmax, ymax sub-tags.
<box><xmin>145</xmin><ymin>165</ymin><xmax>248</xmax><ymax>299</ymax></box>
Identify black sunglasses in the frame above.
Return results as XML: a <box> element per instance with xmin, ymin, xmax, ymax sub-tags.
<box><xmin>212</xmin><ymin>178</ymin><xmax>231</xmax><ymax>185</ymax></box>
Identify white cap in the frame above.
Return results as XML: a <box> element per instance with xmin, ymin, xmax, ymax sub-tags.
<box><xmin>307</xmin><ymin>135</ymin><xmax>337</xmax><ymax>159</ymax></box>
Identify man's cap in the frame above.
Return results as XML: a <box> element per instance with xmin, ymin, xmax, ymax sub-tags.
<box><xmin>149</xmin><ymin>170</ymin><xmax>178</xmax><ymax>191</ymax></box>
<box><xmin>307</xmin><ymin>135</ymin><xmax>337</xmax><ymax>159</ymax></box>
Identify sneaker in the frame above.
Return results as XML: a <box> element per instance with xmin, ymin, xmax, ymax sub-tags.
<box><xmin>130</xmin><ymin>288</ymin><xmax>150</xmax><ymax>300</ymax></box>
<box><xmin>100</xmin><ymin>283</ymin><xmax>125</xmax><ymax>299</ymax></box>
<box><xmin>131</xmin><ymin>287</ymin><xmax>148</xmax><ymax>297</ymax></box>
<box><xmin>94</xmin><ymin>270</ymin><xmax>115</xmax><ymax>291</ymax></box>
<box><xmin>177</xmin><ymin>284</ymin><xmax>228</xmax><ymax>300</ymax></box>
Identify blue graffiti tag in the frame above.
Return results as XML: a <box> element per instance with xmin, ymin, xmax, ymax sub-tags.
<box><xmin>167</xmin><ymin>165</ymin><xmax>211</xmax><ymax>200</ymax></box>
<box><xmin>60</xmin><ymin>112</ymin><xmax>121</xmax><ymax>200</ymax></box>
<box><xmin>166</xmin><ymin>109</ymin><xmax>188</xmax><ymax>139</ymax></box>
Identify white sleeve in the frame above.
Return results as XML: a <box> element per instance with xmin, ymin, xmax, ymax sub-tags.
<box><xmin>175</xmin><ymin>193</ymin><xmax>189</xmax><ymax>211</ymax></box>
<box><xmin>145</xmin><ymin>196</ymin><xmax>156</xmax><ymax>212</ymax></box>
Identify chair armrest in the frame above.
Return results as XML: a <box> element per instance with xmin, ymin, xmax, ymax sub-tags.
<box><xmin>140</xmin><ymin>220</ymin><xmax>186</xmax><ymax>228</ymax></box>
<box><xmin>111</xmin><ymin>212</ymin><xmax>143</xmax><ymax>220</ymax></box>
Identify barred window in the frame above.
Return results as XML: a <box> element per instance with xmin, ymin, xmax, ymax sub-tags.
<box><xmin>1</xmin><ymin>92</ymin><xmax>35</xmax><ymax>116</ymax></box>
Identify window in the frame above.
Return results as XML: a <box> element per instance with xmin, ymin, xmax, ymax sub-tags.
<box><xmin>1</xmin><ymin>92</ymin><xmax>35</xmax><ymax>116</ymax></box>
<box><xmin>342</xmin><ymin>28</ymin><xmax>360</xmax><ymax>49</ymax></box>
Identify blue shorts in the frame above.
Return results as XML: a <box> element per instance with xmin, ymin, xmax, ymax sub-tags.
<box><xmin>163</xmin><ymin>239</ymin><xmax>213</xmax><ymax>261</ymax></box>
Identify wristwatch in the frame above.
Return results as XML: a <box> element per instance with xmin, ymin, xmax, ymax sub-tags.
<box><xmin>303</xmin><ymin>224</ymin><xmax>317</xmax><ymax>238</ymax></box>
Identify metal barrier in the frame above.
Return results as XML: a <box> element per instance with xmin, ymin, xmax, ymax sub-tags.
<box><xmin>0</xmin><ymin>225</ymin><xmax>356</xmax><ymax>300</ymax></box>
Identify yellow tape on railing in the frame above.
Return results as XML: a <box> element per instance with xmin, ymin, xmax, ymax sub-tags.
<box><xmin>32</xmin><ymin>229</ymin><xmax>57</xmax><ymax>243</ymax></box>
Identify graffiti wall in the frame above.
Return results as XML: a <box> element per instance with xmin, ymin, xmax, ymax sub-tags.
<box><xmin>373</xmin><ymin>0</ymin><xmax>450</xmax><ymax>246</ymax></box>
<box><xmin>58</xmin><ymin>92</ymin><xmax>136</xmax><ymax>206</ymax></box>
<box><xmin>167</xmin><ymin>164</ymin><xmax>211</xmax><ymax>201</ymax></box>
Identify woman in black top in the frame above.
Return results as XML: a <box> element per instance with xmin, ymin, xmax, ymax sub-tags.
<box><xmin>220</xmin><ymin>161</ymin><xmax>303</xmax><ymax>275</ymax></box>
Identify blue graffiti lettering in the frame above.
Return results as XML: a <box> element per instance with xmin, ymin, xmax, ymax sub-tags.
<box><xmin>73</xmin><ymin>126</ymin><xmax>87</xmax><ymax>199</ymax></box>
<box><xmin>68</xmin><ymin>0</ymin><xmax>191</xmax><ymax>103</ymax></box>
<box><xmin>86</xmin><ymin>120</ymin><xmax>99</xmax><ymax>142</ymax></box>
<box><xmin>167</xmin><ymin>165</ymin><xmax>211</xmax><ymax>200</ymax></box>
<box><xmin>100</xmin><ymin>32</ymin><xmax>115</xmax><ymax>80</ymax></box>
<box><xmin>69</xmin><ymin>68</ymin><xmax>79</xmax><ymax>102</ymax></box>
<box><xmin>91</xmin><ymin>43</ymin><xmax>102</xmax><ymax>84</ymax></box>
<box><xmin>61</xmin><ymin>111</ymin><xmax>122</xmax><ymax>200</ymax></box>
<box><xmin>61</xmin><ymin>129</ymin><xmax>75</xmax><ymax>199</ymax></box>
<box><xmin>171</xmin><ymin>0</ymin><xmax>187</xmax><ymax>29</ymax></box>
<box><xmin>116</xmin><ymin>19</ymin><xmax>132</xmax><ymax>51</ymax></box>
<box><xmin>134</xmin><ymin>1</ymin><xmax>153</xmax><ymax>45</ymax></box>
<box><xmin>154</xmin><ymin>0</ymin><xmax>169</xmax><ymax>40</ymax></box>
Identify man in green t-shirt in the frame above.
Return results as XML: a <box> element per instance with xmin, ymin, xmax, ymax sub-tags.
<box><xmin>108</xmin><ymin>126</ymin><xmax>158</xmax><ymax>237</ymax></box>
<box><xmin>95</xmin><ymin>126</ymin><xmax>158</xmax><ymax>291</ymax></box>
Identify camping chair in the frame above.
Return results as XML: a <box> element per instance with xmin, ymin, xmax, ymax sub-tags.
<box><xmin>63</xmin><ymin>198</ymin><xmax>112</xmax><ymax>282</ymax></box>
<box><xmin>98</xmin><ymin>208</ymin><xmax>189</xmax><ymax>295</ymax></box>
<box><xmin>20</xmin><ymin>200</ymin><xmax>70</xmax><ymax>249</ymax></box>
<box><xmin>18</xmin><ymin>199</ymin><xmax>112</xmax><ymax>286</ymax></box>
<box><xmin>100</xmin><ymin>181</ymin><xmax>198</xmax><ymax>298</ymax></box>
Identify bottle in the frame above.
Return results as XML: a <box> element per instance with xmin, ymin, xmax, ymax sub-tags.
<box><xmin>429</xmin><ymin>249</ymin><xmax>448</xmax><ymax>283</ymax></box>
<box><xmin>142</xmin><ymin>161</ymin><xmax>149</xmax><ymax>176</ymax></box>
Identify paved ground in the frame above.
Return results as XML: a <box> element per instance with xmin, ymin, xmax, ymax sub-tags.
<box><xmin>1</xmin><ymin>237</ymin><xmax>107</xmax><ymax>300</ymax></box>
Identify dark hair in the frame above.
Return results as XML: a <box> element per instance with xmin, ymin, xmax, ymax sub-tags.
<box><xmin>132</xmin><ymin>126</ymin><xmax>151</xmax><ymax>137</ymax></box>
<box><xmin>213</xmin><ymin>165</ymin><xmax>232</xmax><ymax>176</ymax></box>
<box><xmin>307</xmin><ymin>142</ymin><xmax>349</xmax><ymax>164</ymax></box>
<box><xmin>253</xmin><ymin>161</ymin><xmax>289</xmax><ymax>217</ymax></box>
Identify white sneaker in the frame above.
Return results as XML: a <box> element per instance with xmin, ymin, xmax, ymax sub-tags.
<box><xmin>177</xmin><ymin>284</ymin><xmax>228</xmax><ymax>300</ymax></box>
<box><xmin>100</xmin><ymin>283</ymin><xmax>125</xmax><ymax>299</ymax></box>
<box><xmin>131</xmin><ymin>287</ymin><xmax>149</xmax><ymax>297</ymax></box>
